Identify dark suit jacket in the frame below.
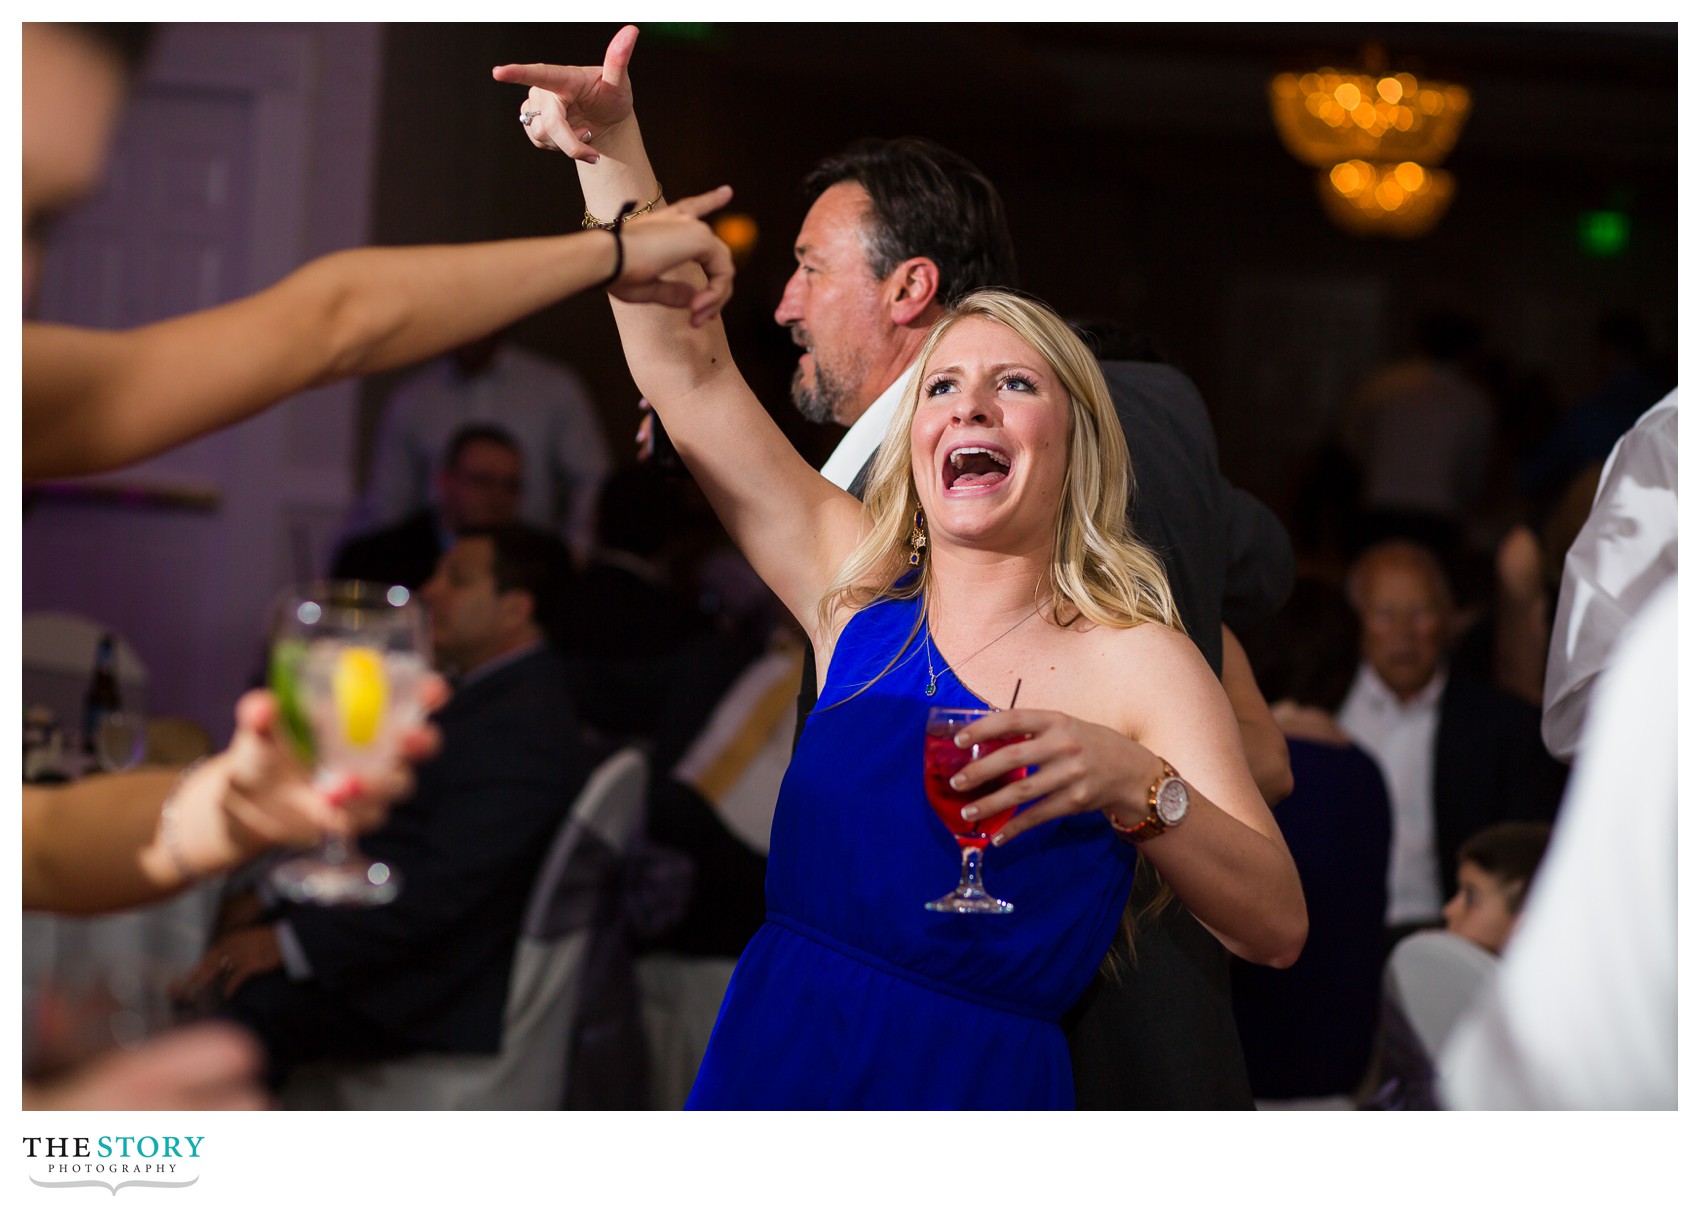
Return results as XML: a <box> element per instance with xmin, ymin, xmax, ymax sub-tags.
<box><xmin>561</xmin><ymin>559</ymin><xmax>718</xmax><ymax>745</ymax></box>
<box><xmin>1433</xmin><ymin>675</ymin><xmax>1568</xmax><ymax>898</ymax></box>
<box><xmin>1058</xmin><ymin>361</ymin><xmax>1294</xmax><ymax>1107</ymax></box>
<box><xmin>249</xmin><ymin>648</ymin><xmax>593</xmax><ymax>1056</ymax></box>
<box><xmin>1100</xmin><ymin>360</ymin><xmax>1294</xmax><ymax>672</ymax></box>
<box><xmin>329</xmin><ymin>508</ymin><xmax>445</xmax><ymax>591</ymax></box>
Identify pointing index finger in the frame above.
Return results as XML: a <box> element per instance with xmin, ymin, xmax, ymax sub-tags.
<box><xmin>491</xmin><ymin>62</ymin><xmax>581</xmax><ymax>91</ymax></box>
<box><xmin>665</xmin><ymin>184</ymin><xmax>734</xmax><ymax>219</ymax></box>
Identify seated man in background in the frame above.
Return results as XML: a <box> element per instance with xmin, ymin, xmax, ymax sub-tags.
<box><xmin>182</xmin><ymin>525</ymin><xmax>593</xmax><ymax>1086</ymax></box>
<box><xmin>354</xmin><ymin>330</ymin><xmax>611</xmax><ymax>565</ymax></box>
<box><xmin>331</xmin><ymin>424</ymin><xmax>527</xmax><ymax>593</ymax></box>
<box><xmin>1339</xmin><ymin>540</ymin><xmax>1566</xmax><ymax>949</ymax></box>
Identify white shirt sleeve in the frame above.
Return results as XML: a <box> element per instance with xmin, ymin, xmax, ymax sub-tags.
<box><xmin>1441</xmin><ymin>577</ymin><xmax>1676</xmax><ymax>1108</ymax></box>
<box><xmin>1542</xmin><ymin>391</ymin><xmax>1678</xmax><ymax>760</ymax></box>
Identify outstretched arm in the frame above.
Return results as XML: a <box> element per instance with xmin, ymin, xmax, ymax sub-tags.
<box><xmin>23</xmin><ymin>197</ymin><xmax>732</xmax><ymax>481</ymax></box>
<box><xmin>496</xmin><ymin>27</ymin><xmax>863</xmax><ymax>646</ymax></box>
<box><xmin>22</xmin><ymin>684</ymin><xmax>443</xmax><ymax>914</ymax></box>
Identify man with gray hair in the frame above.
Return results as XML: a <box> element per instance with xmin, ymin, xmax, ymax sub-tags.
<box><xmin>1340</xmin><ymin>540</ymin><xmax>1566</xmax><ymax>947</ymax></box>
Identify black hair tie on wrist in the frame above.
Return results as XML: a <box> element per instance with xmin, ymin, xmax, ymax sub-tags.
<box><xmin>597</xmin><ymin>199</ymin><xmax>640</xmax><ymax>290</ymax></box>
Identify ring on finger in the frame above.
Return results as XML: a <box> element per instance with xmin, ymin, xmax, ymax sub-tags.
<box><xmin>519</xmin><ymin>109</ymin><xmax>541</xmax><ymax>126</ymax></box>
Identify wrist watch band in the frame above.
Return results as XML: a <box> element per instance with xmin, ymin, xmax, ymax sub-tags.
<box><xmin>1109</xmin><ymin>758</ymin><xmax>1188</xmax><ymax>844</ymax></box>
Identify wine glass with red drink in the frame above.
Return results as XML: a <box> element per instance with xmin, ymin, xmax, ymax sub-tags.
<box><xmin>923</xmin><ymin>706</ymin><xmax>1024</xmax><ymax>913</ymax></box>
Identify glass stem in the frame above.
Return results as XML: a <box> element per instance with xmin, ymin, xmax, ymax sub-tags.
<box><xmin>958</xmin><ymin>842</ymin><xmax>989</xmax><ymax>893</ymax></box>
<box><xmin>321</xmin><ymin>835</ymin><xmax>350</xmax><ymax>865</ymax></box>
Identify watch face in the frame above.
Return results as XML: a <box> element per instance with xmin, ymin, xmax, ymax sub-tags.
<box><xmin>1155</xmin><ymin>777</ymin><xmax>1189</xmax><ymax>826</ymax></box>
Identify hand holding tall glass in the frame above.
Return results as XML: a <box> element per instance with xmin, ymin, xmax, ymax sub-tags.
<box><xmin>923</xmin><ymin>706</ymin><xmax>1024</xmax><ymax>914</ymax></box>
<box><xmin>266</xmin><ymin>581</ymin><xmax>429</xmax><ymax>906</ymax></box>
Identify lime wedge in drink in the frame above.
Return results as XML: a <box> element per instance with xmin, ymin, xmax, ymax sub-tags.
<box><xmin>268</xmin><ymin>639</ymin><xmax>317</xmax><ymax>767</ymax></box>
<box><xmin>334</xmin><ymin>646</ymin><xmax>388</xmax><ymax>748</ymax></box>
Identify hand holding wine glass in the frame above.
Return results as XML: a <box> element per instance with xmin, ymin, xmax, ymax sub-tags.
<box><xmin>266</xmin><ymin>581</ymin><xmax>433</xmax><ymax>906</ymax></box>
<box><xmin>922</xmin><ymin>706</ymin><xmax>1027</xmax><ymax>914</ymax></box>
<box><xmin>225</xmin><ymin>682</ymin><xmax>442</xmax><ymax>841</ymax></box>
<box><xmin>951</xmin><ymin>707</ymin><xmax>1167</xmax><ymax>846</ymax></box>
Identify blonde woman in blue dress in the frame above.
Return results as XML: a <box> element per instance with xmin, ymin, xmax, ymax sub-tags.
<box><xmin>503</xmin><ymin>28</ymin><xmax>1306</xmax><ymax>1108</ymax></box>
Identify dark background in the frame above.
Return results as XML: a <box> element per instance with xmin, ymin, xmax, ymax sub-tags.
<box><xmin>360</xmin><ymin>21</ymin><xmax>1678</xmax><ymax>520</ymax></box>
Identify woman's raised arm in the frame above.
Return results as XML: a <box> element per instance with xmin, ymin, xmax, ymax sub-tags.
<box><xmin>497</xmin><ymin>26</ymin><xmax>863</xmax><ymax>643</ymax></box>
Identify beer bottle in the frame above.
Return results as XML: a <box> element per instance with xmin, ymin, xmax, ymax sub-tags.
<box><xmin>82</xmin><ymin>633</ymin><xmax>121</xmax><ymax>756</ymax></box>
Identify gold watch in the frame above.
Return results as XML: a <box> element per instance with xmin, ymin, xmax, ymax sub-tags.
<box><xmin>1109</xmin><ymin>759</ymin><xmax>1188</xmax><ymax>844</ymax></box>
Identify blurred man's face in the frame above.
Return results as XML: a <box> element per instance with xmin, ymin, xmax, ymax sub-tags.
<box><xmin>772</xmin><ymin>182</ymin><xmax>894</xmax><ymax>428</ymax></box>
<box><xmin>437</xmin><ymin>440</ymin><xmax>522</xmax><ymax>532</ymax></box>
<box><xmin>1356</xmin><ymin>555</ymin><xmax>1449</xmax><ymax>700</ymax></box>
<box><xmin>22</xmin><ymin>25</ymin><xmax>129</xmax><ymax>301</ymax></box>
<box><xmin>419</xmin><ymin>537</ymin><xmax>506</xmax><ymax>671</ymax></box>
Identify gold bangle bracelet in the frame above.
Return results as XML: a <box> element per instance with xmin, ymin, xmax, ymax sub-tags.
<box><xmin>582</xmin><ymin>184</ymin><xmax>664</xmax><ymax>230</ymax></box>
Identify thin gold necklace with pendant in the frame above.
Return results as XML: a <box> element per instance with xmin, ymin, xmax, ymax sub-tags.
<box><xmin>922</xmin><ymin>605</ymin><xmax>1039</xmax><ymax>697</ymax></box>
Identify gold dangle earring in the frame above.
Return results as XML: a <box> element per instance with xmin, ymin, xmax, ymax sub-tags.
<box><xmin>908</xmin><ymin>508</ymin><xmax>927</xmax><ymax>566</ymax></box>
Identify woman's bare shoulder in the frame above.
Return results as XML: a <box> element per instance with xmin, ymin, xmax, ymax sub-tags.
<box><xmin>1101</xmin><ymin>617</ymin><xmax>1209</xmax><ymax>671</ymax></box>
<box><xmin>1063</xmin><ymin>618</ymin><xmax>1217</xmax><ymax>731</ymax></box>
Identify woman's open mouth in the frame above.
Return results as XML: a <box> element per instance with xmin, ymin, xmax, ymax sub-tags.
<box><xmin>943</xmin><ymin>445</ymin><xmax>1011</xmax><ymax>492</ymax></box>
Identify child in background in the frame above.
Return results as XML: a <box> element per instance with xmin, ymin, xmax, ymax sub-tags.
<box><xmin>1365</xmin><ymin>821</ymin><xmax>1552</xmax><ymax>1108</ymax></box>
<box><xmin>1443</xmin><ymin>822</ymin><xmax>1552</xmax><ymax>955</ymax></box>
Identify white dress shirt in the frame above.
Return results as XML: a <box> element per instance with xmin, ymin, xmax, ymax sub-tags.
<box><xmin>1542</xmin><ymin>389</ymin><xmax>1677</xmax><ymax>761</ymax></box>
<box><xmin>816</xmin><ymin>364</ymin><xmax>919</xmax><ymax>491</ymax></box>
<box><xmin>356</xmin><ymin>346</ymin><xmax>611</xmax><ymax>559</ymax></box>
<box><xmin>1442</xmin><ymin>577</ymin><xmax>1675</xmax><ymax>1108</ymax></box>
<box><xmin>1339</xmin><ymin>662</ymin><xmax>1447</xmax><ymax>926</ymax></box>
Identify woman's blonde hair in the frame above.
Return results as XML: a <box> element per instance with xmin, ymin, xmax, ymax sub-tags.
<box><xmin>817</xmin><ymin>288</ymin><xmax>1180</xmax><ymax>641</ymax></box>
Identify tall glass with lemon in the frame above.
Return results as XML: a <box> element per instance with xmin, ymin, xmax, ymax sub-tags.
<box><xmin>267</xmin><ymin>581</ymin><xmax>428</xmax><ymax>905</ymax></box>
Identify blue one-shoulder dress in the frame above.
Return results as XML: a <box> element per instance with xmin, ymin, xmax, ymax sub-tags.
<box><xmin>687</xmin><ymin>595</ymin><xmax>1138</xmax><ymax>1109</ymax></box>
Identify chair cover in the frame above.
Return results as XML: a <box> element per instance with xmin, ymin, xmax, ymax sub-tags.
<box><xmin>1385</xmin><ymin>929</ymin><xmax>1499</xmax><ymax>1059</ymax></box>
<box><xmin>281</xmin><ymin>748</ymin><xmax>648</xmax><ymax>1110</ymax></box>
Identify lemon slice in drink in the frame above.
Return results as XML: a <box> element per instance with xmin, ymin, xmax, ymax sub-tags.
<box><xmin>334</xmin><ymin>646</ymin><xmax>388</xmax><ymax>748</ymax></box>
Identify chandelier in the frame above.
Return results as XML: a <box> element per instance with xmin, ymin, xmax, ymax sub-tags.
<box><xmin>1270</xmin><ymin>52</ymin><xmax>1471</xmax><ymax>238</ymax></box>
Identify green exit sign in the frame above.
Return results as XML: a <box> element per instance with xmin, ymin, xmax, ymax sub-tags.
<box><xmin>1579</xmin><ymin>210</ymin><xmax>1629</xmax><ymax>258</ymax></box>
